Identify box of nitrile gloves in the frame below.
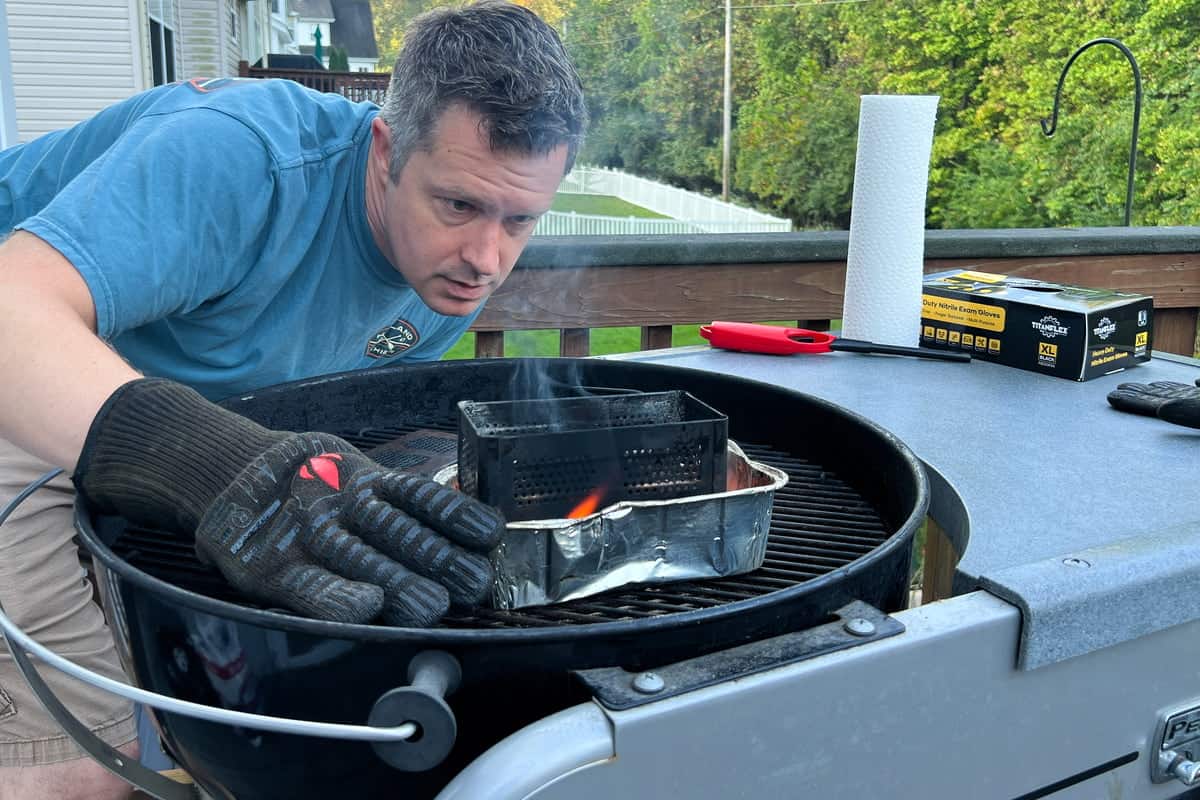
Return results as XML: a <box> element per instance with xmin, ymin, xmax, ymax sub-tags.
<box><xmin>920</xmin><ymin>269</ymin><xmax>1154</xmax><ymax>381</ymax></box>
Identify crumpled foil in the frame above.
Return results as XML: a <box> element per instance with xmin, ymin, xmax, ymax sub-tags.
<box><xmin>434</xmin><ymin>441</ymin><xmax>789</xmax><ymax>609</ymax></box>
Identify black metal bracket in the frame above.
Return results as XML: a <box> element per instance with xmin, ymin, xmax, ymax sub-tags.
<box><xmin>1040</xmin><ymin>37</ymin><xmax>1142</xmax><ymax>226</ymax></box>
<box><xmin>574</xmin><ymin>600</ymin><xmax>904</xmax><ymax>711</ymax></box>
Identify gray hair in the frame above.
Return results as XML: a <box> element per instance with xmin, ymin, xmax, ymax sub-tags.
<box><xmin>378</xmin><ymin>1</ymin><xmax>588</xmax><ymax>181</ymax></box>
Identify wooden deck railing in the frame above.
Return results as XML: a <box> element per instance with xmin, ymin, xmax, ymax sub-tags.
<box><xmin>474</xmin><ymin>228</ymin><xmax>1200</xmax><ymax>359</ymax></box>
<box><xmin>237</xmin><ymin>61</ymin><xmax>390</xmax><ymax>104</ymax></box>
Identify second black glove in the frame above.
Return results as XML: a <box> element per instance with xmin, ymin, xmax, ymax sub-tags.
<box><xmin>1107</xmin><ymin>378</ymin><xmax>1200</xmax><ymax>429</ymax></box>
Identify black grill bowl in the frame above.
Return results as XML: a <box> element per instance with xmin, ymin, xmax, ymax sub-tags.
<box><xmin>76</xmin><ymin>358</ymin><xmax>930</xmax><ymax>800</ymax></box>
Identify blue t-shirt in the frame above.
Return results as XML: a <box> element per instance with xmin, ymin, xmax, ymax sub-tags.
<box><xmin>0</xmin><ymin>77</ymin><xmax>480</xmax><ymax>400</ymax></box>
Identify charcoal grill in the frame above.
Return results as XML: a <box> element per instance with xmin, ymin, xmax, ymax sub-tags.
<box><xmin>2</xmin><ymin>358</ymin><xmax>929</xmax><ymax>800</ymax></box>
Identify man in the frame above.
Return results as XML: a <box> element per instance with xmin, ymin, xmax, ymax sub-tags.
<box><xmin>0</xmin><ymin>2</ymin><xmax>587</xmax><ymax>797</ymax></box>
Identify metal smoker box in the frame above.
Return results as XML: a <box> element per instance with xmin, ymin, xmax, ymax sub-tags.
<box><xmin>456</xmin><ymin>390</ymin><xmax>728</xmax><ymax>522</ymax></box>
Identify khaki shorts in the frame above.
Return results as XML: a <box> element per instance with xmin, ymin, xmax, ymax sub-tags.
<box><xmin>0</xmin><ymin>437</ymin><xmax>136</xmax><ymax>767</ymax></box>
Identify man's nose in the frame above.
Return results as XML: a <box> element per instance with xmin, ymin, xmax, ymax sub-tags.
<box><xmin>461</xmin><ymin>220</ymin><xmax>502</xmax><ymax>278</ymax></box>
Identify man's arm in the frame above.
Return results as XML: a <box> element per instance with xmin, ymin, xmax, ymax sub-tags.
<box><xmin>0</xmin><ymin>231</ymin><xmax>139</xmax><ymax>471</ymax></box>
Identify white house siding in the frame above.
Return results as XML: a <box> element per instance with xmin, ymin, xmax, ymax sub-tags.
<box><xmin>223</xmin><ymin>0</ymin><xmax>241</xmax><ymax>77</ymax></box>
<box><xmin>7</xmin><ymin>0</ymin><xmax>143</xmax><ymax>141</ymax></box>
<box><xmin>179</xmin><ymin>0</ymin><xmax>222</xmax><ymax>79</ymax></box>
<box><xmin>0</xmin><ymin>0</ymin><xmax>20</xmax><ymax>148</ymax></box>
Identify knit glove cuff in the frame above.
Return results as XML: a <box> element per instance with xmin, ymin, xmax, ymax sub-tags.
<box><xmin>73</xmin><ymin>378</ymin><xmax>284</xmax><ymax>534</ymax></box>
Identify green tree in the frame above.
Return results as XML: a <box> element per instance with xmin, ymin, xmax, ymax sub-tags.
<box><xmin>734</xmin><ymin>4</ymin><xmax>857</xmax><ymax>227</ymax></box>
<box><xmin>328</xmin><ymin>46</ymin><xmax>350</xmax><ymax>72</ymax></box>
<box><xmin>565</xmin><ymin>0</ymin><xmax>660</xmax><ymax>170</ymax></box>
<box><xmin>371</xmin><ymin>0</ymin><xmax>569</xmax><ymax>68</ymax></box>
<box><xmin>370</xmin><ymin>0</ymin><xmax>433</xmax><ymax>67</ymax></box>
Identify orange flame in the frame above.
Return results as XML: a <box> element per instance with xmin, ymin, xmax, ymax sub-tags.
<box><xmin>567</xmin><ymin>487</ymin><xmax>606</xmax><ymax>519</ymax></box>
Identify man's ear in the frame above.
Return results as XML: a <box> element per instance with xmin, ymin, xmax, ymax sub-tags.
<box><xmin>369</xmin><ymin>117</ymin><xmax>393</xmax><ymax>181</ymax></box>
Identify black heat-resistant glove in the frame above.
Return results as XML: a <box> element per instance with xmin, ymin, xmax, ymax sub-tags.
<box><xmin>74</xmin><ymin>379</ymin><xmax>506</xmax><ymax>626</ymax></box>
<box><xmin>1160</xmin><ymin>397</ymin><xmax>1200</xmax><ymax>429</ymax></box>
<box><xmin>1106</xmin><ymin>379</ymin><xmax>1200</xmax><ymax>430</ymax></box>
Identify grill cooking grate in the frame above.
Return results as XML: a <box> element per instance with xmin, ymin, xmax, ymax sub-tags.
<box><xmin>109</xmin><ymin>423</ymin><xmax>892</xmax><ymax>629</ymax></box>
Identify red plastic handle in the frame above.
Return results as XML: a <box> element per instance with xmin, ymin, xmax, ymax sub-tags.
<box><xmin>699</xmin><ymin>321</ymin><xmax>835</xmax><ymax>355</ymax></box>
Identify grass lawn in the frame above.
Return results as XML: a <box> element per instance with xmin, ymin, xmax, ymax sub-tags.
<box><xmin>551</xmin><ymin>192</ymin><xmax>668</xmax><ymax>218</ymax></box>
<box><xmin>441</xmin><ymin>321</ymin><xmax>824</xmax><ymax>360</ymax></box>
<box><xmin>442</xmin><ymin>325</ymin><xmax>703</xmax><ymax>359</ymax></box>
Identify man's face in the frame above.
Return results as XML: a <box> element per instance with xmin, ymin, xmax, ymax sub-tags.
<box><xmin>366</xmin><ymin>106</ymin><xmax>568</xmax><ymax>317</ymax></box>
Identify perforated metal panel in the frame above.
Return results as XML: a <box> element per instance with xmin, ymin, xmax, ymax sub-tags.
<box><xmin>457</xmin><ymin>391</ymin><xmax>727</xmax><ymax>520</ymax></box>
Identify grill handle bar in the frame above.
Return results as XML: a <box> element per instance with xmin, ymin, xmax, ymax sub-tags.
<box><xmin>0</xmin><ymin>469</ymin><xmax>440</xmax><ymax>798</ymax></box>
<box><xmin>1</xmin><ymin>634</ymin><xmax>199</xmax><ymax>800</ymax></box>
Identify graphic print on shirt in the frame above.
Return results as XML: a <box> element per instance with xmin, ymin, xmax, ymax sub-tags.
<box><xmin>366</xmin><ymin>318</ymin><xmax>421</xmax><ymax>359</ymax></box>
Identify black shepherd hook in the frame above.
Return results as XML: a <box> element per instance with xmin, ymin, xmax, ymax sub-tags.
<box><xmin>1040</xmin><ymin>37</ymin><xmax>1142</xmax><ymax>226</ymax></box>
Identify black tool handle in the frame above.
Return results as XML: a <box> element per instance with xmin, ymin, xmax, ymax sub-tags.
<box><xmin>831</xmin><ymin>339</ymin><xmax>972</xmax><ymax>362</ymax></box>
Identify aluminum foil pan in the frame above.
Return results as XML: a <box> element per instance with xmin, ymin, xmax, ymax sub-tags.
<box><xmin>434</xmin><ymin>440</ymin><xmax>789</xmax><ymax>609</ymax></box>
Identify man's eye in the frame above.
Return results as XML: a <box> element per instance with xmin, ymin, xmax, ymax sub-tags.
<box><xmin>509</xmin><ymin>216</ymin><xmax>538</xmax><ymax>229</ymax></box>
<box><xmin>443</xmin><ymin>198</ymin><xmax>474</xmax><ymax>214</ymax></box>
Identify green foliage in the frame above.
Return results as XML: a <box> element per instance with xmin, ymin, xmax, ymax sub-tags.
<box><xmin>328</xmin><ymin>46</ymin><xmax>350</xmax><ymax>72</ymax></box>
<box><xmin>560</xmin><ymin>0</ymin><xmax>1200</xmax><ymax>229</ymax></box>
<box><xmin>366</xmin><ymin>0</ymin><xmax>1200</xmax><ymax>229</ymax></box>
<box><xmin>370</xmin><ymin>1</ymin><xmax>569</xmax><ymax>69</ymax></box>
<box><xmin>734</xmin><ymin>6</ymin><xmax>858</xmax><ymax>227</ymax></box>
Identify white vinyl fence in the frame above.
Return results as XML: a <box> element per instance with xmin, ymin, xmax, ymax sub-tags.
<box><xmin>535</xmin><ymin>211</ymin><xmax>789</xmax><ymax>236</ymax></box>
<box><xmin>536</xmin><ymin>165</ymin><xmax>792</xmax><ymax>236</ymax></box>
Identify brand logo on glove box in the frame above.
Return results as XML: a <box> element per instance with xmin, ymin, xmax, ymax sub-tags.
<box><xmin>1092</xmin><ymin>316</ymin><xmax>1117</xmax><ymax>340</ymax></box>
<box><xmin>1032</xmin><ymin>315</ymin><xmax>1069</xmax><ymax>339</ymax></box>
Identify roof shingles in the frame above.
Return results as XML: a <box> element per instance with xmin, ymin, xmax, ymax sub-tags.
<box><xmin>329</xmin><ymin>0</ymin><xmax>379</xmax><ymax>61</ymax></box>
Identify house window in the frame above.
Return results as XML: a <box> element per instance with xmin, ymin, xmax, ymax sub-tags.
<box><xmin>147</xmin><ymin>1</ymin><xmax>177</xmax><ymax>86</ymax></box>
<box><xmin>228</xmin><ymin>0</ymin><xmax>238</xmax><ymax>44</ymax></box>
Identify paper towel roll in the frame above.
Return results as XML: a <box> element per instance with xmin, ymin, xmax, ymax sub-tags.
<box><xmin>841</xmin><ymin>95</ymin><xmax>939</xmax><ymax>347</ymax></box>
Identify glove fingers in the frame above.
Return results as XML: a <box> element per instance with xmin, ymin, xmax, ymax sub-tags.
<box><xmin>1109</xmin><ymin>379</ymin><xmax>1200</xmax><ymax>425</ymax></box>
<box><xmin>375</xmin><ymin>472</ymin><xmax>506</xmax><ymax>551</ymax></box>
<box><xmin>1158</xmin><ymin>398</ymin><xmax>1200</xmax><ymax>430</ymax></box>
<box><xmin>195</xmin><ymin>501</ymin><xmax>385</xmax><ymax>625</ymax></box>
<box><xmin>300</xmin><ymin>508</ymin><xmax>451</xmax><ymax>626</ymax></box>
<box><xmin>260</xmin><ymin>563</ymin><xmax>384</xmax><ymax>625</ymax></box>
<box><xmin>377</xmin><ymin>571</ymin><xmax>452</xmax><ymax>628</ymax></box>
<box><xmin>344</xmin><ymin>495</ymin><xmax>495</xmax><ymax>607</ymax></box>
<box><xmin>1107</xmin><ymin>387</ymin><xmax>1162</xmax><ymax>416</ymax></box>
<box><xmin>1110</xmin><ymin>381</ymin><xmax>1200</xmax><ymax>416</ymax></box>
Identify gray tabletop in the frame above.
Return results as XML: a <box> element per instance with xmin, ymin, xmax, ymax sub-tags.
<box><xmin>619</xmin><ymin>345</ymin><xmax>1200</xmax><ymax>585</ymax></box>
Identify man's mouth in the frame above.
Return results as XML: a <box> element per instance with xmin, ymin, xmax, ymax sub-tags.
<box><xmin>443</xmin><ymin>277</ymin><xmax>491</xmax><ymax>301</ymax></box>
